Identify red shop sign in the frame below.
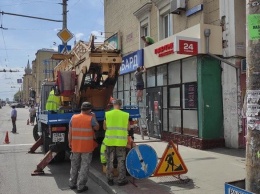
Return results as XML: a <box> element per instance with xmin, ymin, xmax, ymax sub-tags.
<box><xmin>178</xmin><ymin>40</ymin><xmax>198</xmax><ymax>55</ymax></box>
<box><xmin>154</xmin><ymin>43</ymin><xmax>174</xmax><ymax>57</ymax></box>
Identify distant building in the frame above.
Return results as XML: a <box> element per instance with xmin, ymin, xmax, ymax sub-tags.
<box><xmin>32</xmin><ymin>49</ymin><xmax>58</xmax><ymax>103</ymax></box>
<box><xmin>22</xmin><ymin>60</ymin><xmax>35</xmax><ymax>104</ymax></box>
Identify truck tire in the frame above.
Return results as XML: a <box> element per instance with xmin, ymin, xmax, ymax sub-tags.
<box><xmin>33</xmin><ymin>124</ymin><xmax>40</xmax><ymax>141</ymax></box>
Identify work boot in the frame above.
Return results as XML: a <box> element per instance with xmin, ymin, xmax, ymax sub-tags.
<box><xmin>107</xmin><ymin>179</ymin><xmax>114</xmax><ymax>186</ymax></box>
<box><xmin>118</xmin><ymin>179</ymin><xmax>128</xmax><ymax>186</ymax></box>
<box><xmin>77</xmin><ymin>186</ymin><xmax>88</xmax><ymax>193</ymax></box>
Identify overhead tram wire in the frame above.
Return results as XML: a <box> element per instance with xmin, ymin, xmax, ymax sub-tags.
<box><xmin>0</xmin><ymin>14</ymin><xmax>9</xmax><ymax>64</ymax></box>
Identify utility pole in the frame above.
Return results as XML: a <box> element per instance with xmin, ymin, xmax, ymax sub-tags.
<box><xmin>62</xmin><ymin>0</ymin><xmax>68</xmax><ymax>47</ymax></box>
<box><xmin>246</xmin><ymin>0</ymin><xmax>260</xmax><ymax>192</ymax></box>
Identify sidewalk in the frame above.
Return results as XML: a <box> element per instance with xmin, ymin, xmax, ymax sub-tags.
<box><xmin>89</xmin><ymin>134</ymin><xmax>245</xmax><ymax>194</ymax></box>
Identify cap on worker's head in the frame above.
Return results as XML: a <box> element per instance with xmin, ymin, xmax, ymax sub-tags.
<box><xmin>81</xmin><ymin>102</ymin><xmax>92</xmax><ymax>110</ymax></box>
<box><xmin>113</xmin><ymin>99</ymin><xmax>122</xmax><ymax>106</ymax></box>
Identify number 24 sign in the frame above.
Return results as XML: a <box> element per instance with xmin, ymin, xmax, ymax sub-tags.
<box><xmin>178</xmin><ymin>40</ymin><xmax>198</xmax><ymax>55</ymax></box>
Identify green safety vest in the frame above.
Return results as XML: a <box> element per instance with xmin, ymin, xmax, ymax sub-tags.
<box><xmin>100</xmin><ymin>142</ymin><xmax>107</xmax><ymax>164</ymax></box>
<box><xmin>145</xmin><ymin>36</ymin><xmax>154</xmax><ymax>45</ymax></box>
<box><xmin>103</xmin><ymin>109</ymin><xmax>129</xmax><ymax>146</ymax></box>
<box><xmin>45</xmin><ymin>90</ymin><xmax>61</xmax><ymax>111</ymax></box>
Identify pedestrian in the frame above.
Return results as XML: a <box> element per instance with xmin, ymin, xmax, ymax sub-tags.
<box><xmin>68</xmin><ymin>102</ymin><xmax>99</xmax><ymax>193</ymax></box>
<box><xmin>11</xmin><ymin>105</ymin><xmax>17</xmax><ymax>133</ymax></box>
<box><xmin>135</xmin><ymin>66</ymin><xmax>146</xmax><ymax>102</ymax></box>
<box><xmin>29</xmin><ymin>105</ymin><xmax>36</xmax><ymax>125</ymax></box>
<box><xmin>103</xmin><ymin>99</ymin><xmax>129</xmax><ymax>186</ymax></box>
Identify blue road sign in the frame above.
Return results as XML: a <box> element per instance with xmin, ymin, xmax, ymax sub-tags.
<box><xmin>126</xmin><ymin>144</ymin><xmax>157</xmax><ymax>179</ymax></box>
<box><xmin>58</xmin><ymin>45</ymin><xmax>72</xmax><ymax>53</ymax></box>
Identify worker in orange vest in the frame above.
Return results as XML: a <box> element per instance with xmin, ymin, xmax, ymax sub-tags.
<box><xmin>68</xmin><ymin>102</ymin><xmax>99</xmax><ymax>193</ymax></box>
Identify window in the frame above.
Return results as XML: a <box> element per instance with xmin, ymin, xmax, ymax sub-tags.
<box><xmin>133</xmin><ymin>2</ymin><xmax>152</xmax><ymax>48</ymax></box>
<box><xmin>182</xmin><ymin>57</ymin><xmax>197</xmax><ymax>83</ymax></box>
<box><xmin>168</xmin><ymin>61</ymin><xmax>181</xmax><ymax>85</ymax></box>
<box><xmin>169</xmin><ymin>87</ymin><xmax>181</xmax><ymax>107</ymax></box>
<box><xmin>117</xmin><ymin>76</ymin><xmax>123</xmax><ymax>91</ymax></box>
<box><xmin>157</xmin><ymin>65</ymin><xmax>167</xmax><ymax>86</ymax></box>
<box><xmin>160</xmin><ymin>12</ymin><xmax>172</xmax><ymax>40</ymax></box>
<box><xmin>146</xmin><ymin>68</ymin><xmax>156</xmax><ymax>87</ymax></box>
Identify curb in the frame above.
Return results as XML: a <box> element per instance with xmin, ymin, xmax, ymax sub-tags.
<box><xmin>89</xmin><ymin>166</ymin><xmax>128</xmax><ymax>194</ymax></box>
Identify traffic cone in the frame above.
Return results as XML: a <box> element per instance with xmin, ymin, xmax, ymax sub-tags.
<box><xmin>3</xmin><ymin>131</ymin><xmax>10</xmax><ymax>144</ymax></box>
<box><xmin>27</xmin><ymin>119</ymin><xmax>29</xmax><ymax>125</ymax></box>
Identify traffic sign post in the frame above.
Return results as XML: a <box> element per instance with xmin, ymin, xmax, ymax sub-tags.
<box><xmin>57</xmin><ymin>28</ymin><xmax>73</xmax><ymax>44</ymax></box>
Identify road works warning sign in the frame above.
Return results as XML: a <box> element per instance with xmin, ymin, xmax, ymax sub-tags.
<box><xmin>153</xmin><ymin>141</ymin><xmax>188</xmax><ymax>176</ymax></box>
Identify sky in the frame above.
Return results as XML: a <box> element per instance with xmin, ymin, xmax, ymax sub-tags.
<box><xmin>0</xmin><ymin>0</ymin><xmax>104</xmax><ymax>101</ymax></box>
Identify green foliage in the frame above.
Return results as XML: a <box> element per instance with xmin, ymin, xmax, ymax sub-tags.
<box><xmin>14</xmin><ymin>91</ymin><xmax>23</xmax><ymax>102</ymax></box>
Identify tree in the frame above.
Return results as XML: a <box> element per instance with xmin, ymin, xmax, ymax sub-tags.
<box><xmin>13</xmin><ymin>91</ymin><xmax>23</xmax><ymax>102</ymax></box>
<box><xmin>246</xmin><ymin>0</ymin><xmax>260</xmax><ymax>192</ymax></box>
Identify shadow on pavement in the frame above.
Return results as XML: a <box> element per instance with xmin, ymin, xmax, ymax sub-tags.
<box><xmin>206</xmin><ymin>148</ymin><xmax>245</xmax><ymax>158</ymax></box>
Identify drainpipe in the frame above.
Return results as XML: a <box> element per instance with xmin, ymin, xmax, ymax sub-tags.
<box><xmin>204</xmin><ymin>29</ymin><xmax>238</xmax><ymax>69</ymax></box>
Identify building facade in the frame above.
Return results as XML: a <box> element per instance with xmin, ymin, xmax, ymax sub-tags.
<box><xmin>22</xmin><ymin>60</ymin><xmax>35</xmax><ymax>105</ymax></box>
<box><xmin>32</xmin><ymin>49</ymin><xmax>58</xmax><ymax>103</ymax></box>
<box><xmin>104</xmin><ymin>0</ymin><xmax>246</xmax><ymax>149</ymax></box>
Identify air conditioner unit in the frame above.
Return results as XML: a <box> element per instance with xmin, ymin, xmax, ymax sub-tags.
<box><xmin>170</xmin><ymin>0</ymin><xmax>186</xmax><ymax>15</ymax></box>
<box><xmin>241</xmin><ymin>58</ymin><xmax>246</xmax><ymax>73</ymax></box>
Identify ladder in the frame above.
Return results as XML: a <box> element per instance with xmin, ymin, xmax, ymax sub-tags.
<box><xmin>129</xmin><ymin>78</ymin><xmax>149</xmax><ymax>140</ymax></box>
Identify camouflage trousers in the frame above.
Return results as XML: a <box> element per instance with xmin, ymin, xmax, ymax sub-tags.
<box><xmin>69</xmin><ymin>152</ymin><xmax>92</xmax><ymax>190</ymax></box>
<box><xmin>106</xmin><ymin>146</ymin><xmax>127</xmax><ymax>183</ymax></box>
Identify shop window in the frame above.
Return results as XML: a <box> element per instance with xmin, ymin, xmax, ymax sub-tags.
<box><xmin>163</xmin><ymin>109</ymin><xmax>168</xmax><ymax>131</ymax></box>
<box><xmin>182</xmin><ymin>57</ymin><xmax>197</xmax><ymax>83</ymax></box>
<box><xmin>163</xmin><ymin>86</ymin><xmax>167</xmax><ymax>108</ymax></box>
<box><xmin>118</xmin><ymin>75</ymin><xmax>123</xmax><ymax>91</ymax></box>
<box><xmin>169</xmin><ymin>87</ymin><xmax>181</xmax><ymax>107</ymax></box>
<box><xmin>169</xmin><ymin>109</ymin><xmax>181</xmax><ymax>133</ymax></box>
<box><xmin>113</xmin><ymin>92</ymin><xmax>118</xmax><ymax>99</ymax></box>
<box><xmin>168</xmin><ymin>61</ymin><xmax>181</xmax><ymax>85</ymax></box>
<box><xmin>118</xmin><ymin>91</ymin><xmax>123</xmax><ymax>101</ymax></box>
<box><xmin>183</xmin><ymin>110</ymin><xmax>198</xmax><ymax>136</ymax></box>
<box><xmin>124</xmin><ymin>74</ymin><xmax>130</xmax><ymax>91</ymax></box>
<box><xmin>157</xmin><ymin>65</ymin><xmax>167</xmax><ymax>86</ymax></box>
<box><xmin>124</xmin><ymin>90</ymin><xmax>130</xmax><ymax>105</ymax></box>
<box><xmin>146</xmin><ymin>68</ymin><xmax>156</xmax><ymax>87</ymax></box>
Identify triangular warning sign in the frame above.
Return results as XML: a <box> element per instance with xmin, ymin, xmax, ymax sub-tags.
<box><xmin>153</xmin><ymin>141</ymin><xmax>188</xmax><ymax>176</ymax></box>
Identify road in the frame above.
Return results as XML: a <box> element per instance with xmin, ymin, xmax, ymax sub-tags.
<box><xmin>0</xmin><ymin>105</ymin><xmax>107</xmax><ymax>194</ymax></box>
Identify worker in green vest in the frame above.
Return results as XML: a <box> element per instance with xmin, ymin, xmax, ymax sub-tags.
<box><xmin>45</xmin><ymin>87</ymin><xmax>61</xmax><ymax>111</ymax></box>
<box><xmin>141</xmin><ymin>36</ymin><xmax>155</xmax><ymax>47</ymax></box>
<box><xmin>103</xmin><ymin>99</ymin><xmax>129</xmax><ymax>186</ymax></box>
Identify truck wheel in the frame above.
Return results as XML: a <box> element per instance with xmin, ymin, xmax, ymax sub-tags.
<box><xmin>33</xmin><ymin>124</ymin><xmax>40</xmax><ymax>141</ymax></box>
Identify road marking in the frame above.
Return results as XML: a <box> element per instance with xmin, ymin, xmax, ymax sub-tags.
<box><xmin>0</xmin><ymin>143</ymin><xmax>33</xmax><ymax>147</ymax></box>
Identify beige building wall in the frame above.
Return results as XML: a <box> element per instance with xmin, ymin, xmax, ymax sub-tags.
<box><xmin>34</xmin><ymin>49</ymin><xmax>57</xmax><ymax>103</ymax></box>
<box><xmin>105</xmin><ymin>0</ymin><xmax>221</xmax><ymax>55</ymax></box>
<box><xmin>22</xmin><ymin>74</ymin><xmax>34</xmax><ymax>103</ymax></box>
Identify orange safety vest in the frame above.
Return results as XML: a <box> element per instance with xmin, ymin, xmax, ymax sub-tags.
<box><xmin>71</xmin><ymin>113</ymin><xmax>95</xmax><ymax>153</ymax></box>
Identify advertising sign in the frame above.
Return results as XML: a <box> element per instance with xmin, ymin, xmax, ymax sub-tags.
<box><xmin>105</xmin><ymin>32</ymin><xmax>121</xmax><ymax>50</ymax></box>
<box><xmin>174</xmin><ymin>36</ymin><xmax>200</xmax><ymax>55</ymax></box>
<box><xmin>184</xmin><ymin>82</ymin><xmax>197</xmax><ymax>109</ymax></box>
<box><xmin>120</xmin><ymin>49</ymin><xmax>143</xmax><ymax>75</ymax></box>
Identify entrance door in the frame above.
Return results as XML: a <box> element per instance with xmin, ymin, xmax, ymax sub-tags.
<box><xmin>146</xmin><ymin>87</ymin><xmax>162</xmax><ymax>138</ymax></box>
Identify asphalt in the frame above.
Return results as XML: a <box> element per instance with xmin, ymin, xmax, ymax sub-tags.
<box><xmin>88</xmin><ymin>134</ymin><xmax>246</xmax><ymax>194</ymax></box>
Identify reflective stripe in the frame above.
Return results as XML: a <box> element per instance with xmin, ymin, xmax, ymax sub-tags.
<box><xmin>72</xmin><ymin>136</ymin><xmax>93</xmax><ymax>140</ymax></box>
<box><xmin>105</xmin><ymin>135</ymin><xmax>127</xmax><ymax>140</ymax></box>
<box><xmin>72</xmin><ymin>128</ymin><xmax>92</xmax><ymax>132</ymax></box>
<box><xmin>106</xmin><ymin>126</ymin><xmax>128</xmax><ymax>131</ymax></box>
<box><xmin>100</xmin><ymin>153</ymin><xmax>105</xmax><ymax>156</ymax></box>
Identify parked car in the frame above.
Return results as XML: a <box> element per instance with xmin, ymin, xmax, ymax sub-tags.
<box><xmin>11</xmin><ymin>103</ymin><xmax>25</xmax><ymax>108</ymax></box>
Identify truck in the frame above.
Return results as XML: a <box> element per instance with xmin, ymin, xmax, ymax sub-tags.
<box><xmin>29</xmin><ymin>36</ymin><xmax>140</xmax><ymax>175</ymax></box>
